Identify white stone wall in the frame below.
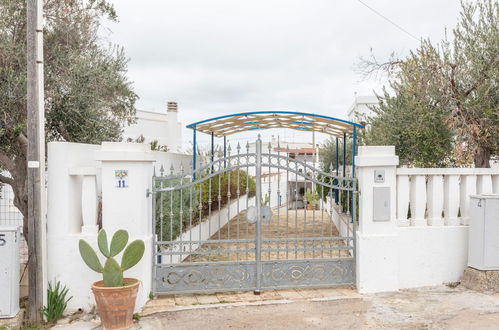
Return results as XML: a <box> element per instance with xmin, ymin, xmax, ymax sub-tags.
<box><xmin>46</xmin><ymin>141</ymin><xmax>191</xmax><ymax>312</ymax></box>
<box><xmin>355</xmin><ymin>146</ymin><xmax>499</xmax><ymax>293</ymax></box>
<box><xmin>123</xmin><ymin>109</ymin><xmax>183</xmax><ymax>153</ymax></box>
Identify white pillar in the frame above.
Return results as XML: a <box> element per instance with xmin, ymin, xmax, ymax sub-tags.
<box><xmin>96</xmin><ymin>142</ymin><xmax>155</xmax><ymax>310</ymax></box>
<box><xmin>355</xmin><ymin>146</ymin><xmax>399</xmax><ymax>293</ymax></box>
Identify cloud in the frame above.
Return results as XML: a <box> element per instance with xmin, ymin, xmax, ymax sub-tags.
<box><xmin>104</xmin><ymin>0</ymin><xmax>462</xmax><ymax>147</ymax></box>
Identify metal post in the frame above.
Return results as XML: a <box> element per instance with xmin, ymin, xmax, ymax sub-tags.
<box><xmin>27</xmin><ymin>0</ymin><xmax>46</xmax><ymax>321</ymax></box>
<box><xmin>211</xmin><ymin>132</ymin><xmax>214</xmax><ymax>172</ymax></box>
<box><xmin>193</xmin><ymin>126</ymin><xmax>197</xmax><ymax>180</ymax></box>
<box><xmin>223</xmin><ymin>136</ymin><xmax>227</xmax><ymax>169</ymax></box>
<box><xmin>335</xmin><ymin>136</ymin><xmax>339</xmax><ymax>204</ymax></box>
<box><xmin>343</xmin><ymin>132</ymin><xmax>346</xmax><ymax>177</ymax></box>
<box><xmin>352</xmin><ymin>126</ymin><xmax>357</xmax><ymax>225</ymax></box>
<box><xmin>352</xmin><ymin>127</ymin><xmax>357</xmax><ymax>178</ymax></box>
<box><xmin>254</xmin><ymin>135</ymin><xmax>262</xmax><ymax>294</ymax></box>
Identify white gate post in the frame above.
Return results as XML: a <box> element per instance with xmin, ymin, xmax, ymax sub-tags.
<box><xmin>96</xmin><ymin>142</ymin><xmax>155</xmax><ymax>309</ymax></box>
<box><xmin>355</xmin><ymin>146</ymin><xmax>399</xmax><ymax>293</ymax></box>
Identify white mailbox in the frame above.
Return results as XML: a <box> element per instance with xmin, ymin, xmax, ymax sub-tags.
<box><xmin>0</xmin><ymin>226</ymin><xmax>20</xmax><ymax>318</ymax></box>
<box><xmin>468</xmin><ymin>194</ymin><xmax>499</xmax><ymax>270</ymax></box>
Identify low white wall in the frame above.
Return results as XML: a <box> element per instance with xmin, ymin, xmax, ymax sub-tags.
<box><xmin>397</xmin><ymin>226</ymin><xmax>468</xmax><ymax>288</ymax></box>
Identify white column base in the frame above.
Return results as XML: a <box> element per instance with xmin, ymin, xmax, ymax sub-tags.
<box><xmin>428</xmin><ymin>218</ymin><xmax>444</xmax><ymax>226</ymax></box>
<box><xmin>410</xmin><ymin>218</ymin><xmax>427</xmax><ymax>226</ymax></box>
<box><xmin>81</xmin><ymin>225</ymin><xmax>98</xmax><ymax>235</ymax></box>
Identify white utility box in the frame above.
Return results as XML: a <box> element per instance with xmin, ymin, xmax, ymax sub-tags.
<box><xmin>0</xmin><ymin>226</ymin><xmax>20</xmax><ymax>318</ymax></box>
<box><xmin>468</xmin><ymin>194</ymin><xmax>499</xmax><ymax>270</ymax></box>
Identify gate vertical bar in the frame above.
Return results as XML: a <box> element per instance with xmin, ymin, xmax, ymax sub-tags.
<box><xmin>255</xmin><ymin>135</ymin><xmax>262</xmax><ymax>294</ymax></box>
<box><xmin>151</xmin><ymin>175</ymin><xmax>156</xmax><ymax>296</ymax></box>
<box><xmin>352</xmin><ymin>126</ymin><xmax>357</xmax><ymax>262</ymax></box>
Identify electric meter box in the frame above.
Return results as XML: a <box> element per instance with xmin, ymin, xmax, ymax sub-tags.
<box><xmin>0</xmin><ymin>226</ymin><xmax>20</xmax><ymax>318</ymax></box>
<box><xmin>468</xmin><ymin>194</ymin><xmax>499</xmax><ymax>270</ymax></box>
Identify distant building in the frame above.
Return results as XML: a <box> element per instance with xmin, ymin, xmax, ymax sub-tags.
<box><xmin>347</xmin><ymin>95</ymin><xmax>378</xmax><ymax>123</ymax></box>
<box><xmin>123</xmin><ymin>102</ymin><xmax>183</xmax><ymax>152</ymax></box>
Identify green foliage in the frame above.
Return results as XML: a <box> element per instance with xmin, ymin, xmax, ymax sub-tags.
<box><xmin>78</xmin><ymin>229</ymin><xmax>145</xmax><ymax>287</ymax></box>
<box><xmin>40</xmin><ymin>281</ymin><xmax>72</xmax><ymax>323</ymax></box>
<box><xmin>0</xmin><ymin>0</ymin><xmax>137</xmax><ymax>238</ymax></box>
<box><xmin>319</xmin><ymin>138</ymin><xmax>352</xmax><ymax>173</ymax></box>
<box><xmin>359</xmin><ymin>0</ymin><xmax>498</xmax><ymax>167</ymax></box>
<box><xmin>305</xmin><ymin>188</ymin><xmax>319</xmax><ymax>205</ymax></box>
<box><xmin>156</xmin><ymin>170</ymin><xmax>256</xmax><ymax>241</ymax></box>
<box><xmin>361</xmin><ymin>85</ymin><xmax>455</xmax><ymax>167</ymax></box>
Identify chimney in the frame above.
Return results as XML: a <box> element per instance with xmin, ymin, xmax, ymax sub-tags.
<box><xmin>167</xmin><ymin>101</ymin><xmax>177</xmax><ymax>112</ymax></box>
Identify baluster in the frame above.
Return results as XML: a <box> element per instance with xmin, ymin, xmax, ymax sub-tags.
<box><xmin>492</xmin><ymin>174</ymin><xmax>499</xmax><ymax>194</ymax></box>
<box><xmin>81</xmin><ymin>174</ymin><xmax>98</xmax><ymax>234</ymax></box>
<box><xmin>396</xmin><ymin>175</ymin><xmax>410</xmax><ymax>226</ymax></box>
<box><xmin>410</xmin><ymin>175</ymin><xmax>427</xmax><ymax>226</ymax></box>
<box><xmin>477</xmin><ymin>175</ymin><xmax>493</xmax><ymax>194</ymax></box>
<box><xmin>460</xmin><ymin>175</ymin><xmax>477</xmax><ymax>225</ymax></box>
<box><xmin>444</xmin><ymin>175</ymin><xmax>460</xmax><ymax>226</ymax></box>
<box><xmin>427</xmin><ymin>175</ymin><xmax>444</xmax><ymax>226</ymax></box>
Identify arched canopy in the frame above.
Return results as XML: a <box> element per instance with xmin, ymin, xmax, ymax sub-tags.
<box><xmin>186</xmin><ymin>111</ymin><xmax>363</xmax><ymax>138</ymax></box>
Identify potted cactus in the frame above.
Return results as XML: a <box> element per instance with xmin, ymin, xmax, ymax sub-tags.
<box><xmin>79</xmin><ymin>229</ymin><xmax>145</xmax><ymax>330</ymax></box>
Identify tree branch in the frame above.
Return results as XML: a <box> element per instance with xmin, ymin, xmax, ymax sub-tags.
<box><xmin>0</xmin><ymin>173</ymin><xmax>14</xmax><ymax>186</ymax></box>
<box><xmin>0</xmin><ymin>150</ymin><xmax>16</xmax><ymax>172</ymax></box>
<box><xmin>17</xmin><ymin>133</ymin><xmax>28</xmax><ymax>154</ymax></box>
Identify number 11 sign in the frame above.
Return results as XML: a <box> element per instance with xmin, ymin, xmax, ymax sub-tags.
<box><xmin>115</xmin><ymin>170</ymin><xmax>128</xmax><ymax>188</ymax></box>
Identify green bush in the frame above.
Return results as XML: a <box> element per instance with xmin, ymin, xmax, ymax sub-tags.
<box><xmin>40</xmin><ymin>281</ymin><xmax>72</xmax><ymax>323</ymax></box>
<box><xmin>156</xmin><ymin>169</ymin><xmax>255</xmax><ymax>241</ymax></box>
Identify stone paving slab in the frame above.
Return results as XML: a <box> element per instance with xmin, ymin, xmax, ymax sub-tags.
<box><xmin>141</xmin><ymin>286</ymin><xmax>356</xmax><ymax>316</ymax></box>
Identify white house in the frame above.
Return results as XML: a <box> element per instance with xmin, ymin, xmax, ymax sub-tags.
<box><xmin>123</xmin><ymin>102</ymin><xmax>183</xmax><ymax>152</ymax></box>
<box><xmin>347</xmin><ymin>95</ymin><xmax>378</xmax><ymax>123</ymax></box>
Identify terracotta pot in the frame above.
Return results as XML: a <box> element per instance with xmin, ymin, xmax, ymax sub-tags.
<box><xmin>91</xmin><ymin>278</ymin><xmax>140</xmax><ymax>330</ymax></box>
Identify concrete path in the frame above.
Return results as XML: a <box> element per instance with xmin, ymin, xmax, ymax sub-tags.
<box><xmin>53</xmin><ymin>285</ymin><xmax>499</xmax><ymax>329</ymax></box>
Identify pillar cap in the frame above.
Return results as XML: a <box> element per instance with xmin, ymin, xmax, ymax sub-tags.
<box><xmin>96</xmin><ymin>142</ymin><xmax>156</xmax><ymax>162</ymax></box>
<box><xmin>355</xmin><ymin>146</ymin><xmax>399</xmax><ymax>167</ymax></box>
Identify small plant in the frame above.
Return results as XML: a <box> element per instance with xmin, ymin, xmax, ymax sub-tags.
<box><xmin>305</xmin><ymin>188</ymin><xmax>320</xmax><ymax>206</ymax></box>
<box><xmin>40</xmin><ymin>281</ymin><xmax>72</xmax><ymax>323</ymax></box>
<box><xmin>79</xmin><ymin>229</ymin><xmax>145</xmax><ymax>287</ymax></box>
<box><xmin>132</xmin><ymin>313</ymin><xmax>141</xmax><ymax>321</ymax></box>
<box><xmin>262</xmin><ymin>194</ymin><xmax>270</xmax><ymax>206</ymax></box>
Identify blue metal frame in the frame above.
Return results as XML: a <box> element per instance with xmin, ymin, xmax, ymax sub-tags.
<box><xmin>189</xmin><ymin>111</ymin><xmax>363</xmax><ymax>181</ymax></box>
<box><xmin>186</xmin><ymin>110</ymin><xmax>364</xmax><ymax>129</ymax></box>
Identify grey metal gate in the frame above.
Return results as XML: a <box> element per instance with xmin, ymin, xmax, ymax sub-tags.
<box><xmin>151</xmin><ymin>136</ymin><xmax>357</xmax><ymax>295</ymax></box>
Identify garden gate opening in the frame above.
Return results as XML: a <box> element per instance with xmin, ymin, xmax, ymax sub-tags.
<box><xmin>151</xmin><ymin>112</ymin><xmax>362</xmax><ymax>294</ymax></box>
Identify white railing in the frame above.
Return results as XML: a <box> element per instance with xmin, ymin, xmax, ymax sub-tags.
<box><xmin>396</xmin><ymin>168</ymin><xmax>499</xmax><ymax>226</ymax></box>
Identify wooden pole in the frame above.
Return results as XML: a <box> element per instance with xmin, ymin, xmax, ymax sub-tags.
<box><xmin>27</xmin><ymin>0</ymin><xmax>46</xmax><ymax>322</ymax></box>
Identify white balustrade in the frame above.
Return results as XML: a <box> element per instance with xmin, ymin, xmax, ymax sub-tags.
<box><xmin>69</xmin><ymin>167</ymin><xmax>99</xmax><ymax>234</ymax></box>
<box><xmin>443</xmin><ymin>175</ymin><xmax>460</xmax><ymax>226</ymax></box>
<box><xmin>427</xmin><ymin>175</ymin><xmax>444</xmax><ymax>226</ymax></box>
<box><xmin>396</xmin><ymin>175</ymin><xmax>410</xmax><ymax>226</ymax></box>
<box><xmin>477</xmin><ymin>175</ymin><xmax>493</xmax><ymax>194</ymax></box>
<box><xmin>409</xmin><ymin>175</ymin><xmax>427</xmax><ymax>226</ymax></box>
<box><xmin>459</xmin><ymin>175</ymin><xmax>476</xmax><ymax>225</ymax></box>
<box><xmin>396</xmin><ymin>168</ymin><xmax>499</xmax><ymax>227</ymax></box>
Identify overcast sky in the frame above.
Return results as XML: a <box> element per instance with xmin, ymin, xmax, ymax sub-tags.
<box><xmin>104</xmin><ymin>0</ymin><xmax>462</xmax><ymax>149</ymax></box>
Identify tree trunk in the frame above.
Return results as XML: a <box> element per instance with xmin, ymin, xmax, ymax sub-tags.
<box><xmin>474</xmin><ymin>146</ymin><xmax>491</xmax><ymax>168</ymax></box>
